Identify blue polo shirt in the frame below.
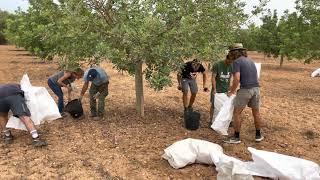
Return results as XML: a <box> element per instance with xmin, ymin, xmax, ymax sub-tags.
<box><xmin>83</xmin><ymin>67</ymin><xmax>109</xmax><ymax>86</ymax></box>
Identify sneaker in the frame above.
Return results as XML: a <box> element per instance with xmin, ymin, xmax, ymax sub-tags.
<box><xmin>32</xmin><ymin>137</ymin><xmax>48</xmax><ymax>147</ymax></box>
<box><xmin>3</xmin><ymin>135</ymin><xmax>13</xmax><ymax>144</ymax></box>
<box><xmin>255</xmin><ymin>135</ymin><xmax>264</xmax><ymax>142</ymax></box>
<box><xmin>60</xmin><ymin>112</ymin><xmax>68</xmax><ymax>118</ymax></box>
<box><xmin>223</xmin><ymin>136</ymin><xmax>241</xmax><ymax>144</ymax></box>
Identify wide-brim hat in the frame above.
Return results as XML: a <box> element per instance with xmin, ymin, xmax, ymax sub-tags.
<box><xmin>228</xmin><ymin>43</ymin><xmax>246</xmax><ymax>51</ymax></box>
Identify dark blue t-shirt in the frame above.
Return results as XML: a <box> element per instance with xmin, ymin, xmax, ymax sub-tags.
<box><xmin>0</xmin><ymin>84</ymin><xmax>24</xmax><ymax>99</ymax></box>
<box><xmin>232</xmin><ymin>56</ymin><xmax>259</xmax><ymax>89</ymax></box>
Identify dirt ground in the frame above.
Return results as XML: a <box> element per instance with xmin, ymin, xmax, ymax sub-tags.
<box><xmin>0</xmin><ymin>45</ymin><xmax>319</xmax><ymax>179</ymax></box>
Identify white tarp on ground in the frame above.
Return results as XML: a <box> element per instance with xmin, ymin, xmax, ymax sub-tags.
<box><xmin>246</xmin><ymin>147</ymin><xmax>320</xmax><ymax>180</ymax></box>
<box><xmin>211</xmin><ymin>93</ymin><xmax>235</xmax><ymax>135</ymax></box>
<box><xmin>162</xmin><ymin>139</ymin><xmax>320</xmax><ymax>180</ymax></box>
<box><xmin>6</xmin><ymin>74</ymin><xmax>61</xmax><ymax>130</ymax></box>
<box><xmin>311</xmin><ymin>68</ymin><xmax>320</xmax><ymax>77</ymax></box>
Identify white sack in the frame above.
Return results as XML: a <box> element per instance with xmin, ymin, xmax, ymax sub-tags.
<box><xmin>6</xmin><ymin>74</ymin><xmax>61</xmax><ymax>130</ymax></box>
<box><xmin>246</xmin><ymin>147</ymin><xmax>320</xmax><ymax>180</ymax></box>
<box><xmin>311</xmin><ymin>68</ymin><xmax>320</xmax><ymax>77</ymax></box>
<box><xmin>255</xmin><ymin>63</ymin><xmax>261</xmax><ymax>79</ymax></box>
<box><xmin>212</xmin><ymin>93</ymin><xmax>229</xmax><ymax>121</ymax></box>
<box><xmin>215</xmin><ymin>154</ymin><xmax>254</xmax><ymax>180</ymax></box>
<box><xmin>162</xmin><ymin>139</ymin><xmax>254</xmax><ymax>180</ymax></box>
<box><xmin>162</xmin><ymin>138</ymin><xmax>224</xmax><ymax>169</ymax></box>
<box><xmin>211</xmin><ymin>93</ymin><xmax>235</xmax><ymax>135</ymax></box>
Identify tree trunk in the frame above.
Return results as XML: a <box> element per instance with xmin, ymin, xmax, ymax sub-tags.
<box><xmin>280</xmin><ymin>55</ymin><xmax>284</xmax><ymax>68</ymax></box>
<box><xmin>135</xmin><ymin>61</ymin><xmax>144</xmax><ymax>117</ymax></box>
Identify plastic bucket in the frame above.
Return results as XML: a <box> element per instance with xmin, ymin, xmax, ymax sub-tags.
<box><xmin>184</xmin><ymin>110</ymin><xmax>200</xmax><ymax>130</ymax></box>
<box><xmin>64</xmin><ymin>99</ymin><xmax>83</xmax><ymax>119</ymax></box>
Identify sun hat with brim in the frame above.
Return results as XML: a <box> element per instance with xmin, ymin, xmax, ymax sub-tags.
<box><xmin>229</xmin><ymin>43</ymin><xmax>246</xmax><ymax>51</ymax></box>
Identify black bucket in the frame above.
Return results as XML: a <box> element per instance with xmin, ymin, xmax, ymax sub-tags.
<box><xmin>184</xmin><ymin>110</ymin><xmax>200</xmax><ymax>130</ymax></box>
<box><xmin>64</xmin><ymin>99</ymin><xmax>83</xmax><ymax>119</ymax></box>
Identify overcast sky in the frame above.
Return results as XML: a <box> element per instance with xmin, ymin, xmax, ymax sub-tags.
<box><xmin>0</xmin><ymin>0</ymin><xmax>296</xmax><ymax>26</ymax></box>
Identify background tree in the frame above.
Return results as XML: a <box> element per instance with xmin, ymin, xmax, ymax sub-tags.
<box><xmin>5</xmin><ymin>0</ymin><xmax>270</xmax><ymax>117</ymax></box>
<box><xmin>292</xmin><ymin>0</ymin><xmax>320</xmax><ymax>63</ymax></box>
<box><xmin>5</xmin><ymin>3</ymin><xmax>54</xmax><ymax>60</ymax></box>
<box><xmin>0</xmin><ymin>10</ymin><xmax>10</xmax><ymax>44</ymax></box>
<box><xmin>235</xmin><ymin>24</ymin><xmax>260</xmax><ymax>51</ymax></box>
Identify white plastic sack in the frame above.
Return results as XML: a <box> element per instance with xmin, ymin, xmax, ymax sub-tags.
<box><xmin>211</xmin><ymin>93</ymin><xmax>235</xmax><ymax>135</ymax></box>
<box><xmin>212</xmin><ymin>93</ymin><xmax>229</xmax><ymax>121</ymax></box>
<box><xmin>162</xmin><ymin>139</ymin><xmax>254</xmax><ymax>180</ymax></box>
<box><xmin>215</xmin><ymin>154</ymin><xmax>254</xmax><ymax>180</ymax></box>
<box><xmin>6</xmin><ymin>74</ymin><xmax>61</xmax><ymax>130</ymax></box>
<box><xmin>246</xmin><ymin>147</ymin><xmax>320</xmax><ymax>180</ymax></box>
<box><xmin>162</xmin><ymin>138</ymin><xmax>224</xmax><ymax>169</ymax></box>
<box><xmin>255</xmin><ymin>63</ymin><xmax>261</xmax><ymax>79</ymax></box>
<box><xmin>311</xmin><ymin>68</ymin><xmax>320</xmax><ymax>77</ymax></box>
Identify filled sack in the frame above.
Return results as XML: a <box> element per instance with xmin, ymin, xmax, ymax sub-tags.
<box><xmin>6</xmin><ymin>74</ymin><xmax>61</xmax><ymax>130</ymax></box>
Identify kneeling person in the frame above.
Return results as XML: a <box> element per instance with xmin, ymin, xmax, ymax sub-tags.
<box><xmin>0</xmin><ymin>84</ymin><xmax>47</xmax><ymax>147</ymax></box>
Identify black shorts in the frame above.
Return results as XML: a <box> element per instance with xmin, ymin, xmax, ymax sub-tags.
<box><xmin>0</xmin><ymin>94</ymin><xmax>31</xmax><ymax>117</ymax></box>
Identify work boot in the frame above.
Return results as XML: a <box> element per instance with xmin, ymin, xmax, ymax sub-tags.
<box><xmin>32</xmin><ymin>137</ymin><xmax>48</xmax><ymax>147</ymax></box>
<box><xmin>89</xmin><ymin>113</ymin><xmax>97</xmax><ymax>118</ymax></box>
<box><xmin>93</xmin><ymin>116</ymin><xmax>104</xmax><ymax>121</ymax></box>
<box><xmin>3</xmin><ymin>134</ymin><xmax>13</xmax><ymax>144</ymax></box>
<box><xmin>60</xmin><ymin>112</ymin><xmax>68</xmax><ymax>119</ymax></box>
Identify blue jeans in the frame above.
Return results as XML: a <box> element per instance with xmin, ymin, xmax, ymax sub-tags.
<box><xmin>47</xmin><ymin>79</ymin><xmax>64</xmax><ymax>113</ymax></box>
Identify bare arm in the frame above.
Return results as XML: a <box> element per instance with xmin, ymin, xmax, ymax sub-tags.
<box><xmin>202</xmin><ymin>72</ymin><xmax>207</xmax><ymax>89</ymax></box>
<box><xmin>211</xmin><ymin>71</ymin><xmax>217</xmax><ymax>93</ymax></box>
<box><xmin>177</xmin><ymin>74</ymin><xmax>182</xmax><ymax>90</ymax></box>
<box><xmin>229</xmin><ymin>72</ymin><xmax>240</xmax><ymax>95</ymax></box>
<box><xmin>67</xmin><ymin>87</ymin><xmax>72</xmax><ymax>101</ymax></box>
<box><xmin>177</xmin><ymin>74</ymin><xmax>182</xmax><ymax>85</ymax></box>
<box><xmin>80</xmin><ymin>81</ymin><xmax>89</xmax><ymax>97</ymax></box>
<box><xmin>57</xmin><ymin>71</ymin><xmax>72</xmax><ymax>89</ymax></box>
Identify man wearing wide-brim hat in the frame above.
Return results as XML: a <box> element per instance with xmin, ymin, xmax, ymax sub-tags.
<box><xmin>224</xmin><ymin>43</ymin><xmax>264</xmax><ymax>144</ymax></box>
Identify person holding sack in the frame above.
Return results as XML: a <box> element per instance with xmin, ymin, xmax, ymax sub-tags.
<box><xmin>225</xmin><ymin>43</ymin><xmax>263</xmax><ymax>144</ymax></box>
<box><xmin>47</xmin><ymin>67</ymin><xmax>84</xmax><ymax>115</ymax></box>
<box><xmin>79</xmin><ymin>67</ymin><xmax>109</xmax><ymax>121</ymax></box>
<box><xmin>0</xmin><ymin>83</ymin><xmax>47</xmax><ymax>147</ymax></box>
<box><xmin>210</xmin><ymin>54</ymin><xmax>233</xmax><ymax>123</ymax></box>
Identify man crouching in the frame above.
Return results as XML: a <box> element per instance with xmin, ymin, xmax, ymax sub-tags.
<box><xmin>0</xmin><ymin>84</ymin><xmax>47</xmax><ymax>147</ymax></box>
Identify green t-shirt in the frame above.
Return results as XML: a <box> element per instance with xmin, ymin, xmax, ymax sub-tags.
<box><xmin>212</xmin><ymin>60</ymin><xmax>233</xmax><ymax>93</ymax></box>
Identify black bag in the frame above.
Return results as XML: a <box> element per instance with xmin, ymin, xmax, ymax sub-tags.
<box><xmin>64</xmin><ymin>99</ymin><xmax>83</xmax><ymax>119</ymax></box>
<box><xmin>184</xmin><ymin>110</ymin><xmax>200</xmax><ymax>130</ymax></box>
